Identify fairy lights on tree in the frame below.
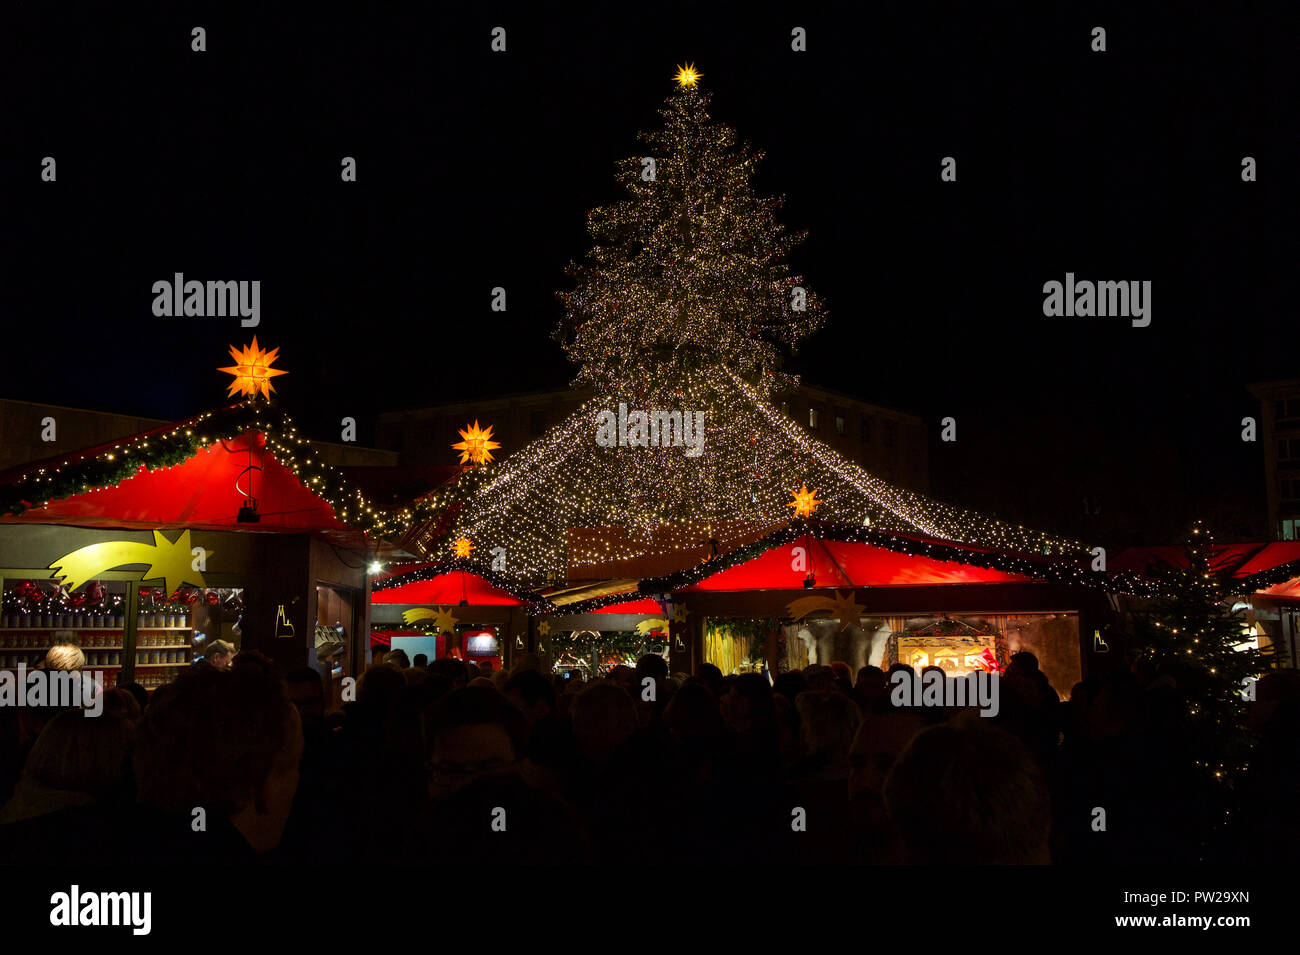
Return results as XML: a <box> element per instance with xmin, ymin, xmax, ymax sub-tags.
<box><xmin>432</xmin><ymin>69</ymin><xmax>1086</xmax><ymax>581</ymax></box>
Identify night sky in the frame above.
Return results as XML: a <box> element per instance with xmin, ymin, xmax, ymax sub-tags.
<box><xmin>2</xmin><ymin>3</ymin><xmax>1294</xmax><ymax>548</ymax></box>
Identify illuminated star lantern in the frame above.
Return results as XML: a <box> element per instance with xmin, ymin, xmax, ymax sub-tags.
<box><xmin>452</xmin><ymin>420</ymin><xmax>502</xmax><ymax>465</ymax></box>
<box><xmin>219</xmin><ymin>337</ymin><xmax>287</xmax><ymax>399</ymax></box>
<box><xmin>673</xmin><ymin>62</ymin><xmax>701</xmax><ymax>88</ymax></box>
<box><xmin>788</xmin><ymin>484</ymin><xmax>823</xmax><ymax>519</ymax></box>
<box><xmin>453</xmin><ymin>537</ymin><xmax>474</xmax><ymax>559</ymax></box>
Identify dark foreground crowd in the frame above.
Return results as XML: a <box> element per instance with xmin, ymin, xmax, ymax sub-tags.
<box><xmin>1</xmin><ymin>647</ymin><xmax>1298</xmax><ymax>864</ymax></box>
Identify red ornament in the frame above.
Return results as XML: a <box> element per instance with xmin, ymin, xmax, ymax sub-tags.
<box><xmin>205</xmin><ymin>591</ymin><xmax>220</xmax><ymax>606</ymax></box>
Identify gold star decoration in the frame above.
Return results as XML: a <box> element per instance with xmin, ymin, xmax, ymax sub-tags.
<box><xmin>537</xmin><ymin>620</ymin><xmax>552</xmax><ymax>637</ymax></box>
<box><xmin>453</xmin><ymin>537</ymin><xmax>474</xmax><ymax>559</ymax></box>
<box><xmin>452</xmin><ymin>420</ymin><xmax>502</xmax><ymax>465</ymax></box>
<box><xmin>829</xmin><ymin>590</ymin><xmax>864</xmax><ymax>632</ymax></box>
<box><xmin>219</xmin><ymin>337</ymin><xmax>288</xmax><ymax>399</ymax></box>
<box><xmin>431</xmin><ymin>607</ymin><xmax>460</xmax><ymax>633</ymax></box>
<box><xmin>788</xmin><ymin>484</ymin><xmax>823</xmax><ymax>518</ymax></box>
<box><xmin>672</xmin><ymin>603</ymin><xmax>688</xmax><ymax>624</ymax></box>
<box><xmin>673</xmin><ymin>63</ymin><xmax>701</xmax><ymax>88</ymax></box>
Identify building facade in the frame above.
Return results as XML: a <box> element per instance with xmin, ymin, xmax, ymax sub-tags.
<box><xmin>1248</xmin><ymin>379</ymin><xmax>1300</xmax><ymax>540</ymax></box>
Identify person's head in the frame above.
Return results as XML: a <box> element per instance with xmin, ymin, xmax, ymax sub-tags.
<box><xmin>570</xmin><ymin>682</ymin><xmax>638</xmax><ymax>761</ymax></box>
<box><xmin>1006</xmin><ymin>650</ymin><xmax>1039</xmax><ymax>680</ymax></box>
<box><xmin>384</xmin><ymin>648</ymin><xmax>410</xmax><ymax>670</ymax></box>
<box><xmin>205</xmin><ymin>639</ymin><xmax>236</xmax><ymax>670</ymax></box>
<box><xmin>478</xmin><ymin>659</ymin><xmax>493</xmax><ymax>674</ymax></box>
<box><xmin>505</xmin><ymin>669</ymin><xmax>557</xmax><ymax>727</ymax></box>
<box><xmin>285</xmin><ymin>667</ymin><xmax>325</xmax><ymax>721</ymax></box>
<box><xmin>694</xmin><ymin>662</ymin><xmax>724</xmax><ymax>698</ymax></box>
<box><xmin>425</xmin><ymin>687</ymin><xmax>525</xmax><ymax>799</ymax></box>
<box><xmin>883</xmin><ymin>719</ymin><xmax>1052</xmax><ymax>864</ymax></box>
<box><xmin>796</xmin><ymin>689</ymin><xmax>861</xmax><ymax>759</ymax></box>
<box><xmin>44</xmin><ymin>643</ymin><xmax>86</xmax><ymax>672</ymax></box>
<box><xmin>636</xmin><ymin>653</ymin><xmax>669</xmax><ymax>684</ymax></box>
<box><xmin>429</xmin><ymin>657</ymin><xmax>470</xmax><ymax>689</ymax></box>
<box><xmin>772</xmin><ymin>670</ymin><xmax>809</xmax><ymax>705</ymax></box>
<box><xmin>829</xmin><ymin>660</ymin><xmax>853</xmax><ymax>690</ymax></box>
<box><xmin>664</xmin><ymin>681</ymin><xmax>725</xmax><ymax>746</ymax></box>
<box><xmin>412</xmin><ymin>653</ymin><xmax>429</xmax><ymax>669</ymax></box>
<box><xmin>358</xmin><ymin>662</ymin><xmax>406</xmax><ymax>711</ymax></box>
<box><xmin>119</xmin><ymin>682</ymin><xmax>149</xmax><ymax>713</ymax></box>
<box><xmin>101</xmin><ymin>686</ymin><xmax>143</xmax><ymax>725</ymax></box>
<box><xmin>17</xmin><ymin>709</ymin><xmax>136</xmax><ymax>804</ymax></box>
<box><xmin>134</xmin><ymin>664</ymin><xmax>302</xmax><ymax>852</ymax></box>
<box><xmin>848</xmin><ymin>709</ymin><xmax>928</xmax><ymax>803</ymax></box>
<box><xmin>721</xmin><ymin>672</ymin><xmax>775</xmax><ymax>734</ymax></box>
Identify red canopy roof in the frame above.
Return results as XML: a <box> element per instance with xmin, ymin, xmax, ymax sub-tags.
<box><xmin>681</xmin><ymin>537</ymin><xmax>1038</xmax><ymax>592</ymax></box>
<box><xmin>0</xmin><ymin>430</ymin><xmax>351</xmax><ymax>535</ymax></box>
<box><xmin>371</xmin><ymin>565</ymin><xmax>524</xmax><ymax>606</ymax></box>
<box><xmin>1111</xmin><ymin>542</ymin><xmax>1300</xmax><ymax>580</ymax></box>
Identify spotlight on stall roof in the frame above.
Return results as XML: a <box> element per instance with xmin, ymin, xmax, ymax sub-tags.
<box><xmin>367</xmin><ymin>561</ymin><xmax>383</xmax><ymax>575</ymax></box>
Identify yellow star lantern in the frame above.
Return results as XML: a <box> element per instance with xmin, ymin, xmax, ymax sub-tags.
<box><xmin>788</xmin><ymin>484</ymin><xmax>823</xmax><ymax>519</ymax></box>
<box><xmin>673</xmin><ymin>63</ymin><xmax>701</xmax><ymax>88</ymax></box>
<box><xmin>452</xmin><ymin>420</ymin><xmax>502</xmax><ymax>465</ymax></box>
<box><xmin>219</xmin><ymin>337</ymin><xmax>287</xmax><ymax>399</ymax></box>
<box><xmin>452</xmin><ymin>536</ymin><xmax>474</xmax><ymax>559</ymax></box>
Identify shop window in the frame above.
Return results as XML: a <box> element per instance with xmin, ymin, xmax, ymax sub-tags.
<box><xmin>834</xmin><ymin>414</ymin><xmax>846</xmax><ymax>435</ymax></box>
<box><xmin>0</xmin><ymin>579</ymin><xmax>130</xmax><ymax>676</ymax></box>
<box><xmin>808</xmin><ymin>407</ymin><xmax>819</xmax><ymax>430</ymax></box>
<box><xmin>530</xmin><ymin>410</ymin><xmax>547</xmax><ymax>435</ymax></box>
<box><xmin>860</xmin><ymin>417</ymin><xmax>873</xmax><ymax>444</ymax></box>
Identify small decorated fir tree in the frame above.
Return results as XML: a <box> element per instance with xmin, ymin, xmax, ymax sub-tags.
<box><xmin>1133</xmin><ymin>521</ymin><xmax>1268</xmax><ymax>785</ymax></box>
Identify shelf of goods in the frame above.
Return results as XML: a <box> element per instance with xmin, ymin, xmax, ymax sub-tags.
<box><xmin>0</xmin><ymin>619</ymin><xmax>195</xmax><ymax>689</ymax></box>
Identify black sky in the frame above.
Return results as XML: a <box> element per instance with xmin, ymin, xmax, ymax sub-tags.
<box><xmin>1</xmin><ymin>2</ymin><xmax>1295</xmax><ymax>547</ymax></box>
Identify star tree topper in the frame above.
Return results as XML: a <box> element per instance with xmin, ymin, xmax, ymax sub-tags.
<box><xmin>453</xmin><ymin>537</ymin><xmax>474</xmax><ymax>559</ymax></box>
<box><xmin>673</xmin><ymin>63</ymin><xmax>701</xmax><ymax>89</ymax></box>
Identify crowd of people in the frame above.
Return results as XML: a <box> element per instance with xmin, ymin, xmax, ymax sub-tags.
<box><xmin>1</xmin><ymin>641</ymin><xmax>1297</xmax><ymax>864</ymax></box>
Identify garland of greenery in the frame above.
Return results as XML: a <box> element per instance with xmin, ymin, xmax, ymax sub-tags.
<box><xmin>0</xmin><ymin>399</ymin><xmax>417</xmax><ymax>541</ymax></box>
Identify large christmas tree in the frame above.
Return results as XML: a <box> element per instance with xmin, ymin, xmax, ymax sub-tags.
<box><xmin>428</xmin><ymin>69</ymin><xmax>1084</xmax><ymax>580</ymax></box>
<box><xmin>555</xmin><ymin>71</ymin><xmax>825</xmax><ymax>396</ymax></box>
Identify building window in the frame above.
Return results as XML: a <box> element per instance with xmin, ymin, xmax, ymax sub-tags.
<box><xmin>781</xmin><ymin>401</ymin><xmax>789</xmax><ymax>417</ymax></box>
<box><xmin>883</xmin><ymin>420</ymin><xmax>896</xmax><ymax>449</ymax></box>
<box><xmin>1282</xmin><ymin>477</ymin><xmax>1300</xmax><ymax>503</ymax></box>
<box><xmin>860</xmin><ymin>418</ymin><xmax>872</xmax><ymax>444</ymax></box>
<box><xmin>530</xmin><ymin>410</ymin><xmax>547</xmax><ymax>436</ymax></box>
<box><xmin>1277</xmin><ymin>399</ymin><xmax>1300</xmax><ymax>427</ymax></box>
<box><xmin>808</xmin><ymin>407</ymin><xmax>819</xmax><ymax>430</ymax></box>
<box><xmin>1280</xmin><ymin>438</ymin><xmax>1300</xmax><ymax>463</ymax></box>
<box><xmin>834</xmin><ymin>415</ymin><xmax>845</xmax><ymax>435</ymax></box>
<box><xmin>1283</xmin><ymin>519</ymin><xmax>1300</xmax><ymax>541</ymax></box>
